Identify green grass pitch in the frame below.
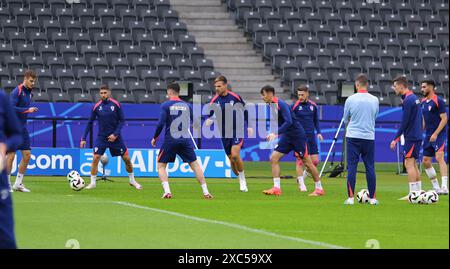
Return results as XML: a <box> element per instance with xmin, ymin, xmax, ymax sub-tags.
<box><xmin>12</xmin><ymin>162</ymin><xmax>448</xmax><ymax>249</ymax></box>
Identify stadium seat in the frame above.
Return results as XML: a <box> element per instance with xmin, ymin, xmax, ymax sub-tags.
<box><xmin>43</xmin><ymin>80</ymin><xmax>63</xmax><ymax>95</ymax></box>
<box><xmin>385</xmin><ymin>62</ymin><xmax>405</xmax><ymax>78</ymax></box>
<box><xmin>344</xmin><ymin>13</ymin><xmax>363</xmax><ymax>30</ymax></box>
<box><xmin>203</xmin><ymin>70</ymin><xmax>221</xmax><ymax>84</ymax></box>
<box><xmin>422</xmin><ymin>39</ymin><xmax>442</xmax><ymax>57</ymax></box>
<box><xmin>301</xmin><ymin>60</ymin><xmax>320</xmax><ymax>80</ymax></box>
<box><xmin>17</xmin><ymin>44</ymin><xmax>35</xmax><ymax>61</ymax></box>
<box><xmin>291</xmin><ymin>47</ymin><xmax>310</xmax><ymax>66</ymax></box>
<box><xmin>73</xmin><ymin>92</ymin><xmax>94</xmax><ymax>103</ymax></box>
<box><xmin>64</xmin><ymin>80</ymin><xmax>84</xmax><ymax>96</ymax></box>
<box><xmin>89</xmin><ymin>57</ymin><xmax>109</xmax><ymax>73</ymax></box>
<box><xmin>334</xmin><ymin>48</ymin><xmax>353</xmax><ymax>63</ymax></box>
<box><xmin>405</xmin><ymin>14</ymin><xmax>422</xmax><ymax>33</ymax></box>
<box><xmin>283</xmin><ymin>11</ymin><xmax>302</xmax><ymax>30</ymax></box>
<box><xmin>408</xmin><ymin>62</ymin><xmax>426</xmax><ymax>83</ymax></box>
<box><xmin>141</xmin><ymin>69</ymin><xmax>160</xmax><ymax>88</ymax></box>
<box><xmin>344</xmin><ymin>61</ymin><xmax>363</xmax><ymax>81</ymax></box>
<box><xmin>97</xmin><ymin>69</ymin><xmax>117</xmax><ymax>84</ymax></box>
<box><xmin>323</xmin><ymin>60</ymin><xmax>342</xmax><ymax>81</ymax></box>
<box><xmin>374</xmin><ymin>26</ymin><xmax>392</xmax><ymax>41</ymax></box>
<box><xmin>398</xmin><ymin>50</ymin><xmax>416</xmax><ymax>68</ymax></box>
<box><xmin>196</xmin><ymin>58</ymin><xmax>214</xmax><ymax>74</ymax></box>
<box><xmin>419</xmin><ymin>50</ymin><xmax>438</xmax><ymax>67</ymax></box>
<box><xmin>335</xmin><ymin>1</ymin><xmax>353</xmax><ymax>21</ymax></box>
<box><xmin>253</xmin><ymin>23</ymin><xmax>271</xmax><ymax>47</ymax></box>
<box><xmin>111</xmin><ymin>58</ymin><xmax>131</xmax><ymax>75</ymax></box>
<box><xmin>177</xmin><ymin>34</ymin><xmax>197</xmax><ymax>50</ymax></box>
<box><xmin>127</xmin><ymin>80</ymin><xmax>147</xmax><ymax>95</ymax></box>
<box><xmin>65</xmin><ymin>20</ymin><xmax>83</xmax><ymax>38</ymax></box>
<box><xmin>429</xmin><ymin>62</ymin><xmax>447</xmax><ymax>82</ymax></box>
<box><xmin>313</xmin><ymin>48</ymin><xmax>332</xmax><ymax>67</ymax></box>
<box><xmin>4</xmin><ymin>55</ymin><xmax>22</xmax><ymax>70</ymax></box>
<box><xmin>402</xmin><ymin>38</ymin><xmax>421</xmax><ymax>58</ymax></box>
<box><xmin>136</xmin><ymin>92</ymin><xmax>156</xmax><ymax>104</ymax></box>
<box><xmin>322</xmin><ymin>36</ymin><xmax>341</xmax><ymax>52</ymax></box>
<box><xmin>115</xmin><ymin>93</ymin><xmax>137</xmax><ymax>104</ymax></box>
<box><xmin>310</xmin><ymin>72</ymin><xmax>329</xmax><ymax>92</ymax></box>
<box><xmin>33</xmin><ymin>91</ymin><xmax>52</xmax><ymax>102</ymax></box>
<box><xmin>183</xmin><ymin>70</ymin><xmax>202</xmax><ymax>83</ymax></box>
<box><xmin>109</xmin><ymin>81</ymin><xmax>127</xmax><ymax>95</ymax></box>
<box><xmin>52</xmin><ymin>92</ymin><xmax>72</xmax><ymax>103</ymax></box>
<box><xmin>174</xmin><ymin>58</ymin><xmax>194</xmax><ymax>76</ymax></box>
<box><xmin>293</xmin><ymin>0</ymin><xmax>313</xmax><ymax>17</ymax></box>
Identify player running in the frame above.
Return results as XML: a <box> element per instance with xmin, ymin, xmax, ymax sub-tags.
<box><xmin>6</xmin><ymin>70</ymin><xmax>39</xmax><ymax>193</ymax></box>
<box><xmin>389</xmin><ymin>76</ymin><xmax>423</xmax><ymax>200</ymax></box>
<box><xmin>80</xmin><ymin>85</ymin><xmax>142</xmax><ymax>190</ymax></box>
<box><xmin>151</xmin><ymin>82</ymin><xmax>213</xmax><ymax>199</ymax></box>
<box><xmin>205</xmin><ymin>75</ymin><xmax>253</xmax><ymax>192</ymax></box>
<box><xmin>0</xmin><ymin>90</ymin><xmax>24</xmax><ymax>249</ymax></box>
<box><xmin>343</xmin><ymin>74</ymin><xmax>379</xmax><ymax>205</ymax></box>
<box><xmin>260</xmin><ymin>85</ymin><xmax>324</xmax><ymax>196</ymax></box>
<box><xmin>291</xmin><ymin>85</ymin><xmax>323</xmax><ymax>191</ymax></box>
<box><xmin>420</xmin><ymin>80</ymin><xmax>448</xmax><ymax>195</ymax></box>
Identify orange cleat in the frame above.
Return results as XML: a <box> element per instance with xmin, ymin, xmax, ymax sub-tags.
<box><xmin>262</xmin><ymin>187</ymin><xmax>282</xmax><ymax>196</ymax></box>
<box><xmin>308</xmin><ymin>188</ymin><xmax>325</xmax><ymax>196</ymax></box>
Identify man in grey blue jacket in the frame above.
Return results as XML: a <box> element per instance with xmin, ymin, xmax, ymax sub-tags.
<box><xmin>343</xmin><ymin>74</ymin><xmax>379</xmax><ymax>205</ymax></box>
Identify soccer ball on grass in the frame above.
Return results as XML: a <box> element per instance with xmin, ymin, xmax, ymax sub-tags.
<box><xmin>356</xmin><ymin>189</ymin><xmax>370</xmax><ymax>203</ymax></box>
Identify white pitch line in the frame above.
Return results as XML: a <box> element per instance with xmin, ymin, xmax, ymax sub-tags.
<box><xmin>113</xmin><ymin>201</ymin><xmax>348</xmax><ymax>249</ymax></box>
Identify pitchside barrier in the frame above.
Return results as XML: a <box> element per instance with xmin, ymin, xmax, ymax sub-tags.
<box><xmin>10</xmin><ymin>148</ymin><xmax>234</xmax><ymax>178</ymax></box>
<box><xmin>14</xmin><ymin>102</ymin><xmax>448</xmax><ymax>177</ymax></box>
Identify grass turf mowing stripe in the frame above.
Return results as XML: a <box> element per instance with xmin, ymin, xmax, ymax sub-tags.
<box><xmin>113</xmin><ymin>201</ymin><xmax>349</xmax><ymax>249</ymax></box>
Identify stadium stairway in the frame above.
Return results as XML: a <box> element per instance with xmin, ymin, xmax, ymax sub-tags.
<box><xmin>169</xmin><ymin>0</ymin><xmax>289</xmax><ymax>103</ymax></box>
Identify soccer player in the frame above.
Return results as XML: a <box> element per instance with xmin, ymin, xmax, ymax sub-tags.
<box><xmin>389</xmin><ymin>76</ymin><xmax>423</xmax><ymax>200</ymax></box>
<box><xmin>151</xmin><ymin>82</ymin><xmax>213</xmax><ymax>199</ymax></box>
<box><xmin>291</xmin><ymin>85</ymin><xmax>323</xmax><ymax>191</ymax></box>
<box><xmin>342</xmin><ymin>74</ymin><xmax>379</xmax><ymax>205</ymax></box>
<box><xmin>0</xmin><ymin>90</ymin><xmax>24</xmax><ymax>249</ymax></box>
<box><xmin>6</xmin><ymin>70</ymin><xmax>39</xmax><ymax>193</ymax></box>
<box><xmin>420</xmin><ymin>80</ymin><xmax>448</xmax><ymax>195</ymax></box>
<box><xmin>260</xmin><ymin>85</ymin><xmax>324</xmax><ymax>196</ymax></box>
<box><xmin>80</xmin><ymin>85</ymin><xmax>142</xmax><ymax>190</ymax></box>
<box><xmin>205</xmin><ymin>76</ymin><xmax>252</xmax><ymax>192</ymax></box>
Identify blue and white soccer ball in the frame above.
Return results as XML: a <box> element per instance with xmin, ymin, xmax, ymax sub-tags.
<box><xmin>420</xmin><ymin>191</ymin><xmax>439</xmax><ymax>204</ymax></box>
<box><xmin>356</xmin><ymin>189</ymin><xmax>370</xmax><ymax>203</ymax></box>
<box><xmin>67</xmin><ymin>170</ymin><xmax>85</xmax><ymax>191</ymax></box>
<box><xmin>408</xmin><ymin>190</ymin><xmax>425</xmax><ymax>204</ymax></box>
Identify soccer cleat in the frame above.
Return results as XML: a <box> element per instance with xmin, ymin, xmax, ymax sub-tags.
<box><xmin>398</xmin><ymin>194</ymin><xmax>410</xmax><ymax>201</ymax></box>
<box><xmin>129</xmin><ymin>180</ymin><xmax>143</xmax><ymax>190</ymax></box>
<box><xmin>262</xmin><ymin>187</ymin><xmax>282</xmax><ymax>196</ymax></box>
<box><xmin>369</xmin><ymin>199</ymin><xmax>379</xmax><ymax>205</ymax></box>
<box><xmin>162</xmin><ymin>193</ymin><xmax>173</xmax><ymax>199</ymax></box>
<box><xmin>344</xmin><ymin>198</ymin><xmax>354</xmax><ymax>205</ymax></box>
<box><xmin>85</xmin><ymin>183</ymin><xmax>96</xmax><ymax>190</ymax></box>
<box><xmin>308</xmin><ymin>188</ymin><xmax>325</xmax><ymax>196</ymax></box>
<box><xmin>12</xmin><ymin>184</ymin><xmax>30</xmax><ymax>193</ymax></box>
<box><xmin>239</xmin><ymin>182</ymin><xmax>248</xmax><ymax>192</ymax></box>
<box><xmin>438</xmin><ymin>187</ymin><xmax>448</xmax><ymax>195</ymax></box>
<box><xmin>204</xmin><ymin>193</ymin><xmax>213</xmax><ymax>199</ymax></box>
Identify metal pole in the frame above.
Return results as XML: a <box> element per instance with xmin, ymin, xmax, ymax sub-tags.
<box><xmin>319</xmin><ymin>117</ymin><xmax>345</xmax><ymax>178</ymax></box>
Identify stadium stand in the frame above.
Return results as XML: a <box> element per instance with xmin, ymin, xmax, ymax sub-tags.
<box><xmin>225</xmin><ymin>0</ymin><xmax>449</xmax><ymax>105</ymax></box>
<box><xmin>0</xmin><ymin>0</ymin><xmax>215</xmax><ymax>103</ymax></box>
<box><xmin>0</xmin><ymin>0</ymin><xmax>448</xmax><ymax>106</ymax></box>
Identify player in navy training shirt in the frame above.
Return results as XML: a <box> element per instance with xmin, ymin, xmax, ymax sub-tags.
<box><xmin>205</xmin><ymin>75</ymin><xmax>253</xmax><ymax>192</ymax></box>
<box><xmin>0</xmin><ymin>90</ymin><xmax>23</xmax><ymax>249</ymax></box>
<box><xmin>151</xmin><ymin>83</ymin><xmax>213</xmax><ymax>199</ymax></box>
<box><xmin>390</xmin><ymin>76</ymin><xmax>423</xmax><ymax>199</ymax></box>
<box><xmin>6</xmin><ymin>70</ymin><xmax>39</xmax><ymax>193</ymax></box>
<box><xmin>260</xmin><ymin>85</ymin><xmax>324</xmax><ymax>196</ymax></box>
<box><xmin>80</xmin><ymin>85</ymin><xmax>142</xmax><ymax>190</ymax></box>
<box><xmin>291</xmin><ymin>85</ymin><xmax>323</xmax><ymax>192</ymax></box>
<box><xmin>420</xmin><ymin>80</ymin><xmax>448</xmax><ymax>195</ymax></box>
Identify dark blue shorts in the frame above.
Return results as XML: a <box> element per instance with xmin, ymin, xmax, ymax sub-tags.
<box><xmin>403</xmin><ymin>140</ymin><xmax>422</xmax><ymax>160</ymax></box>
<box><xmin>306</xmin><ymin>135</ymin><xmax>319</xmax><ymax>155</ymax></box>
<box><xmin>157</xmin><ymin>139</ymin><xmax>197</xmax><ymax>164</ymax></box>
<box><xmin>423</xmin><ymin>134</ymin><xmax>447</xmax><ymax>157</ymax></box>
<box><xmin>93</xmin><ymin>137</ymin><xmax>128</xmax><ymax>157</ymax></box>
<box><xmin>275</xmin><ymin>135</ymin><xmax>308</xmax><ymax>158</ymax></box>
<box><xmin>17</xmin><ymin>128</ymin><xmax>30</xmax><ymax>151</ymax></box>
<box><xmin>221</xmin><ymin>138</ymin><xmax>244</xmax><ymax>156</ymax></box>
<box><xmin>0</xmin><ymin>173</ymin><xmax>17</xmax><ymax>249</ymax></box>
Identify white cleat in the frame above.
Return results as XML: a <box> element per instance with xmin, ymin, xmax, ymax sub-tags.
<box><xmin>344</xmin><ymin>198</ymin><xmax>354</xmax><ymax>205</ymax></box>
<box><xmin>85</xmin><ymin>183</ymin><xmax>96</xmax><ymax>190</ymax></box>
<box><xmin>239</xmin><ymin>182</ymin><xmax>248</xmax><ymax>192</ymax></box>
<box><xmin>298</xmin><ymin>183</ymin><xmax>307</xmax><ymax>192</ymax></box>
<box><xmin>369</xmin><ymin>199</ymin><xmax>379</xmax><ymax>205</ymax></box>
<box><xmin>398</xmin><ymin>194</ymin><xmax>409</xmax><ymax>201</ymax></box>
<box><xmin>129</xmin><ymin>180</ymin><xmax>143</xmax><ymax>190</ymax></box>
<box><xmin>12</xmin><ymin>184</ymin><xmax>30</xmax><ymax>193</ymax></box>
<box><xmin>437</xmin><ymin>187</ymin><xmax>448</xmax><ymax>195</ymax></box>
